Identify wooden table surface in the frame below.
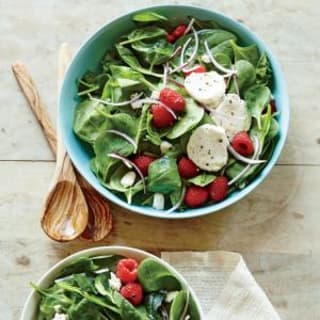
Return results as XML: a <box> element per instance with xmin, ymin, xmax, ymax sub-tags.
<box><xmin>1</xmin><ymin>1</ymin><xmax>319</xmax><ymax>319</ymax></box>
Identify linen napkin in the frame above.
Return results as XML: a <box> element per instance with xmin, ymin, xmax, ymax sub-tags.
<box><xmin>161</xmin><ymin>251</ymin><xmax>280</xmax><ymax>320</ymax></box>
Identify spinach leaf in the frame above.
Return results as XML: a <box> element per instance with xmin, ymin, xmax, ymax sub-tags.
<box><xmin>231</xmin><ymin>40</ymin><xmax>260</xmax><ymax>66</ymax></box>
<box><xmin>120</xmin><ymin>297</ymin><xmax>146</xmax><ymax>320</ymax></box>
<box><xmin>68</xmin><ymin>298</ymin><xmax>104</xmax><ymax>320</ymax></box>
<box><xmin>133</xmin><ymin>11</ymin><xmax>168</xmax><ymax>22</ymax></box>
<box><xmin>211</xmin><ymin>40</ymin><xmax>234</xmax><ymax>60</ymax></box>
<box><xmin>73</xmin><ymin>100</ymin><xmax>109</xmax><ymax>144</ymax></box>
<box><xmin>120</xmin><ymin>26</ymin><xmax>167</xmax><ymax>45</ymax></box>
<box><xmin>256</xmin><ymin>53</ymin><xmax>272</xmax><ymax>86</ymax></box>
<box><xmin>204</xmin><ymin>29</ymin><xmax>237</xmax><ymax>47</ymax></box>
<box><xmin>188</xmin><ymin>173</ymin><xmax>216</xmax><ymax>187</ymax></box>
<box><xmin>229</xmin><ymin>60</ymin><xmax>256</xmax><ymax>96</ymax></box>
<box><xmin>135</xmin><ymin>104</ymin><xmax>149</xmax><ymax>147</ymax></box>
<box><xmin>105</xmin><ymin>164</ymin><xmax>129</xmax><ymax>193</ymax></box>
<box><xmin>132</xmin><ymin>38</ymin><xmax>174</xmax><ymax>67</ymax></box>
<box><xmin>110</xmin><ymin>65</ymin><xmax>155</xmax><ymax>91</ymax></box>
<box><xmin>266</xmin><ymin>117</ymin><xmax>279</xmax><ymax>142</ymax></box>
<box><xmin>78</xmin><ymin>70</ymin><xmax>109</xmax><ymax>96</ymax></box>
<box><xmin>94</xmin><ymin>273</ymin><xmax>111</xmax><ymax>296</ymax></box>
<box><xmin>137</xmin><ymin>258</ymin><xmax>181</xmax><ymax>292</ymax></box>
<box><xmin>146</xmin><ymin>112</ymin><xmax>162</xmax><ymax>145</ymax></box>
<box><xmin>166</xmin><ymin>98</ymin><xmax>204</xmax><ymax>139</ymax></box>
<box><xmin>116</xmin><ymin>44</ymin><xmax>163</xmax><ymax>78</ymax></box>
<box><xmin>212</xmin><ymin>52</ymin><xmax>232</xmax><ymax>69</ymax></box>
<box><xmin>245</xmin><ymin>85</ymin><xmax>271</xmax><ymax>128</ymax></box>
<box><xmin>170</xmin><ymin>290</ymin><xmax>189</xmax><ymax>320</ymax></box>
<box><xmin>124</xmin><ymin>180</ymin><xmax>145</xmax><ymax>204</ymax></box>
<box><xmin>147</xmin><ymin>157</ymin><xmax>182</xmax><ymax>194</ymax></box>
<box><xmin>145</xmin><ymin>292</ymin><xmax>166</xmax><ymax>320</ymax></box>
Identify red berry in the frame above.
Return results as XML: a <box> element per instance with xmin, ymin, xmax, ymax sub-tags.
<box><xmin>116</xmin><ymin>258</ymin><xmax>138</xmax><ymax>284</ymax></box>
<box><xmin>132</xmin><ymin>155</ymin><xmax>156</xmax><ymax>176</ymax></box>
<box><xmin>208</xmin><ymin>176</ymin><xmax>228</xmax><ymax>202</ymax></box>
<box><xmin>231</xmin><ymin>131</ymin><xmax>254</xmax><ymax>157</ymax></box>
<box><xmin>166</xmin><ymin>33</ymin><xmax>176</xmax><ymax>43</ymax></box>
<box><xmin>184</xmin><ymin>186</ymin><xmax>208</xmax><ymax>208</ymax></box>
<box><xmin>178</xmin><ymin>157</ymin><xmax>199</xmax><ymax>179</ymax></box>
<box><xmin>151</xmin><ymin>104</ymin><xmax>176</xmax><ymax>128</ymax></box>
<box><xmin>159</xmin><ymin>88</ymin><xmax>185</xmax><ymax>112</ymax></box>
<box><xmin>120</xmin><ymin>283</ymin><xmax>143</xmax><ymax>306</ymax></box>
<box><xmin>172</xmin><ymin>24</ymin><xmax>187</xmax><ymax>38</ymax></box>
<box><xmin>183</xmin><ymin>65</ymin><xmax>206</xmax><ymax>76</ymax></box>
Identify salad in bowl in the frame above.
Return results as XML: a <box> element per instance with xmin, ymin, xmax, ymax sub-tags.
<box><xmin>21</xmin><ymin>246</ymin><xmax>202</xmax><ymax>320</ymax></box>
<box><xmin>60</xmin><ymin>5</ymin><xmax>289</xmax><ymax>218</ymax></box>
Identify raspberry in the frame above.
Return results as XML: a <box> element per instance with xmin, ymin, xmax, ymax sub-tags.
<box><xmin>184</xmin><ymin>186</ymin><xmax>208</xmax><ymax>208</ymax></box>
<box><xmin>116</xmin><ymin>258</ymin><xmax>138</xmax><ymax>284</ymax></box>
<box><xmin>166</xmin><ymin>33</ymin><xmax>176</xmax><ymax>43</ymax></box>
<box><xmin>120</xmin><ymin>283</ymin><xmax>144</xmax><ymax>306</ymax></box>
<box><xmin>183</xmin><ymin>65</ymin><xmax>206</xmax><ymax>77</ymax></box>
<box><xmin>132</xmin><ymin>155</ymin><xmax>156</xmax><ymax>176</ymax></box>
<box><xmin>172</xmin><ymin>24</ymin><xmax>187</xmax><ymax>38</ymax></box>
<box><xmin>231</xmin><ymin>132</ymin><xmax>254</xmax><ymax>157</ymax></box>
<box><xmin>151</xmin><ymin>104</ymin><xmax>176</xmax><ymax>128</ymax></box>
<box><xmin>159</xmin><ymin>88</ymin><xmax>185</xmax><ymax>112</ymax></box>
<box><xmin>208</xmin><ymin>176</ymin><xmax>228</xmax><ymax>202</ymax></box>
<box><xmin>178</xmin><ymin>157</ymin><xmax>199</xmax><ymax>179</ymax></box>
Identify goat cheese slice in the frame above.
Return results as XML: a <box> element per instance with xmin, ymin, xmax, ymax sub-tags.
<box><xmin>187</xmin><ymin>124</ymin><xmax>228</xmax><ymax>172</ymax></box>
<box><xmin>184</xmin><ymin>71</ymin><xmax>226</xmax><ymax>108</ymax></box>
<box><xmin>211</xmin><ymin>94</ymin><xmax>251</xmax><ymax>140</ymax></box>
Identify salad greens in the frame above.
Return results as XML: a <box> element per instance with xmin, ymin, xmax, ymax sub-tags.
<box><xmin>33</xmin><ymin>255</ymin><xmax>200</xmax><ymax>320</ymax></box>
<box><xmin>73</xmin><ymin>11</ymin><xmax>279</xmax><ymax>212</ymax></box>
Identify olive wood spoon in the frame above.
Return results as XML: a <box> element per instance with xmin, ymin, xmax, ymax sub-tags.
<box><xmin>12</xmin><ymin>44</ymin><xmax>112</xmax><ymax>241</ymax></box>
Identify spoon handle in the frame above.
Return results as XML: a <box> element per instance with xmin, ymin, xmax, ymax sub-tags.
<box><xmin>11</xmin><ymin>62</ymin><xmax>57</xmax><ymax>154</ymax></box>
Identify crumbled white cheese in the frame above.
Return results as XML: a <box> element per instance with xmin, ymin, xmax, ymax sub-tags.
<box><xmin>120</xmin><ymin>171</ymin><xmax>137</xmax><ymax>188</ymax></box>
<box><xmin>165</xmin><ymin>291</ymin><xmax>179</xmax><ymax>303</ymax></box>
<box><xmin>150</xmin><ymin>90</ymin><xmax>160</xmax><ymax>100</ymax></box>
<box><xmin>152</xmin><ymin>193</ymin><xmax>165</xmax><ymax>210</ymax></box>
<box><xmin>184</xmin><ymin>71</ymin><xmax>226</xmax><ymax>108</ymax></box>
<box><xmin>201</xmin><ymin>53</ymin><xmax>211</xmax><ymax>64</ymax></box>
<box><xmin>108</xmin><ymin>272</ymin><xmax>122</xmax><ymax>291</ymax></box>
<box><xmin>187</xmin><ymin>124</ymin><xmax>228</xmax><ymax>172</ymax></box>
<box><xmin>211</xmin><ymin>94</ymin><xmax>251</xmax><ymax>140</ymax></box>
<box><xmin>160</xmin><ymin>141</ymin><xmax>173</xmax><ymax>154</ymax></box>
<box><xmin>52</xmin><ymin>313</ymin><xmax>67</xmax><ymax>320</ymax></box>
<box><xmin>185</xmin><ymin>315</ymin><xmax>191</xmax><ymax>320</ymax></box>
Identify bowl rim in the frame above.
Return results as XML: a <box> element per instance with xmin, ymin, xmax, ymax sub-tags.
<box><xmin>59</xmin><ymin>4</ymin><xmax>290</xmax><ymax>219</ymax></box>
<box><xmin>20</xmin><ymin>245</ymin><xmax>204</xmax><ymax>319</ymax></box>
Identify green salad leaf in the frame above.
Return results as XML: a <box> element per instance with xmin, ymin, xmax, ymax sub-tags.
<box><xmin>120</xmin><ymin>26</ymin><xmax>167</xmax><ymax>45</ymax></box>
<box><xmin>147</xmin><ymin>157</ymin><xmax>182</xmax><ymax>194</ymax></box>
<box><xmin>133</xmin><ymin>11</ymin><xmax>168</xmax><ymax>22</ymax></box>
<box><xmin>188</xmin><ymin>173</ymin><xmax>216</xmax><ymax>187</ymax></box>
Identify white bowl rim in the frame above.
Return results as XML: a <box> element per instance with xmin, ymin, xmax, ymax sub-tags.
<box><xmin>20</xmin><ymin>245</ymin><xmax>204</xmax><ymax>319</ymax></box>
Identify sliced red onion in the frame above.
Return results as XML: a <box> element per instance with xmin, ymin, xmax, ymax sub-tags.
<box><xmin>228</xmin><ymin>142</ymin><xmax>266</xmax><ymax>165</ymax></box>
<box><xmin>169</xmin><ymin>46</ymin><xmax>182</xmax><ymax>60</ymax></box>
<box><xmin>169</xmin><ymin>26</ymin><xmax>199</xmax><ymax>74</ymax></box>
<box><xmin>228</xmin><ymin>136</ymin><xmax>262</xmax><ymax>186</ymax></box>
<box><xmin>204</xmin><ymin>40</ymin><xmax>236</xmax><ymax>77</ymax></box>
<box><xmin>106</xmin><ymin>129</ymin><xmax>138</xmax><ymax>152</ymax></box>
<box><xmin>90</xmin><ymin>92</ymin><xmax>144</xmax><ymax>107</ymax></box>
<box><xmin>183</xmin><ymin>18</ymin><xmax>195</xmax><ymax>35</ymax></box>
<box><xmin>165</xmin><ymin>186</ymin><xmax>186</xmax><ymax>214</ymax></box>
<box><xmin>107</xmin><ymin>153</ymin><xmax>146</xmax><ymax>193</ymax></box>
<box><xmin>129</xmin><ymin>98</ymin><xmax>177</xmax><ymax>119</ymax></box>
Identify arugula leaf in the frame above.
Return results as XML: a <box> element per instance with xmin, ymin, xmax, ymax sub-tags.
<box><xmin>166</xmin><ymin>98</ymin><xmax>204</xmax><ymax>139</ymax></box>
<box><xmin>230</xmin><ymin>40</ymin><xmax>260</xmax><ymax>66</ymax></box>
<box><xmin>147</xmin><ymin>157</ymin><xmax>182</xmax><ymax>194</ymax></box>
<box><xmin>133</xmin><ymin>11</ymin><xmax>168</xmax><ymax>22</ymax></box>
<box><xmin>116</xmin><ymin>44</ymin><xmax>163</xmax><ymax>78</ymax></box>
<box><xmin>245</xmin><ymin>85</ymin><xmax>271</xmax><ymax>128</ymax></box>
<box><xmin>256</xmin><ymin>53</ymin><xmax>272</xmax><ymax>86</ymax></box>
<box><xmin>120</xmin><ymin>26</ymin><xmax>167</xmax><ymax>45</ymax></box>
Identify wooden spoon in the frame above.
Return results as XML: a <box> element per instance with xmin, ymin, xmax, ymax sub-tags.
<box><xmin>11</xmin><ymin>44</ymin><xmax>112</xmax><ymax>241</ymax></box>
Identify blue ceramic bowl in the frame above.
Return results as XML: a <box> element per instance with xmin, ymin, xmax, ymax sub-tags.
<box><xmin>59</xmin><ymin>5</ymin><xmax>289</xmax><ymax>219</ymax></box>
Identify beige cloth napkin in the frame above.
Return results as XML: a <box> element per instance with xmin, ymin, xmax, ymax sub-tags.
<box><xmin>161</xmin><ymin>251</ymin><xmax>280</xmax><ymax>320</ymax></box>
